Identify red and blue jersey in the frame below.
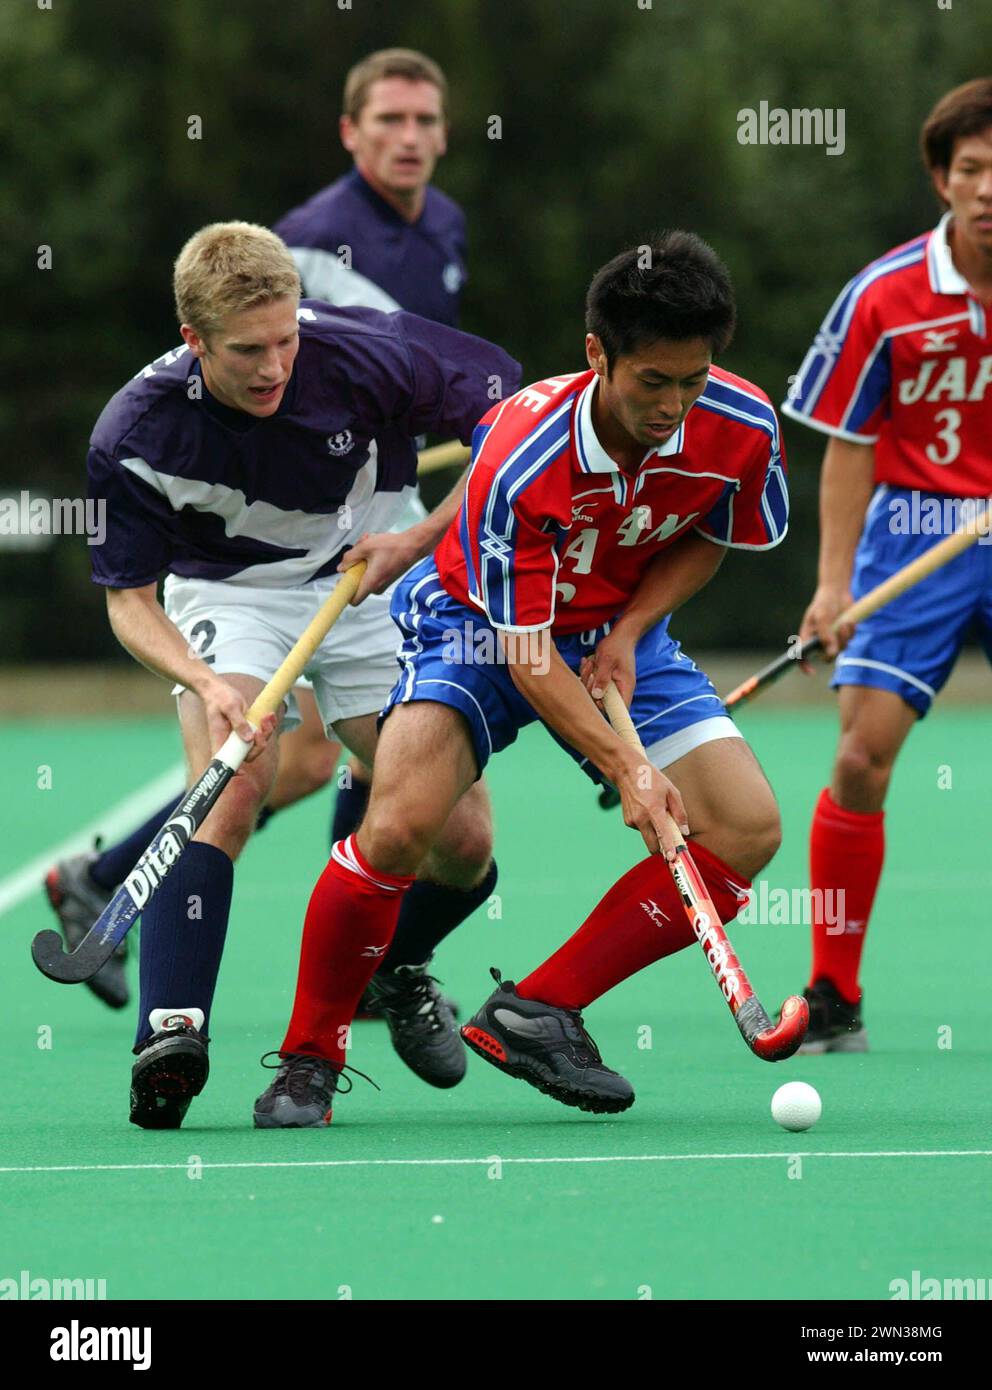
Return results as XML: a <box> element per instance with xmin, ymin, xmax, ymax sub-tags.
<box><xmin>783</xmin><ymin>214</ymin><xmax>992</xmax><ymax>496</ymax></box>
<box><xmin>435</xmin><ymin>366</ymin><xmax>788</xmax><ymax>634</ymax></box>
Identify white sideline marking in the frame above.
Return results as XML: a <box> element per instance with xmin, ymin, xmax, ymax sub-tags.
<box><xmin>1</xmin><ymin>1150</ymin><xmax>989</xmax><ymax>1176</ymax></box>
<box><xmin>0</xmin><ymin>764</ymin><xmax>185</xmax><ymax>919</ymax></box>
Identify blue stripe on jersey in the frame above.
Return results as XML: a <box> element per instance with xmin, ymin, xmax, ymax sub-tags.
<box><xmin>841</xmin><ymin>335</ymin><xmax>892</xmax><ymax>433</ymax></box>
<box><xmin>575</xmin><ymin>412</ymin><xmax>594</xmax><ymax>474</ymax></box>
<box><xmin>703</xmin><ymin>480</ymin><xmax>737</xmax><ymax>543</ymax></box>
<box><xmin>695</xmin><ymin>382</ymin><xmax>788</xmax><ymax>545</ymax></box>
<box><xmin>458</xmin><ymin>421</ymin><xmax>493</xmax><ymax>601</ymax></box>
<box><xmin>788</xmin><ymin>239</ymin><xmax>927</xmax><ymax>417</ymax></box>
<box><xmin>697</xmin><ymin>376</ymin><xmax>778</xmax><ymax>440</ymax></box>
<box><xmin>760</xmin><ymin>442</ymin><xmax>789</xmax><ymax>544</ymax></box>
<box><xmin>479</xmin><ymin>399</ymin><xmax>573</xmax><ymax>626</ymax></box>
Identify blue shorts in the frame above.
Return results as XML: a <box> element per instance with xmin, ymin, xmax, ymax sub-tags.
<box><xmin>380</xmin><ymin>559</ymin><xmax>741</xmax><ymax>781</ymax></box>
<box><xmin>833</xmin><ymin>486</ymin><xmax>992</xmax><ymax>717</ymax></box>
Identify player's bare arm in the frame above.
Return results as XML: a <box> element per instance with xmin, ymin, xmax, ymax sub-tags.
<box><xmin>105</xmin><ymin>583</ymin><xmax>276</xmax><ymax>760</ymax></box>
<box><xmin>580</xmin><ymin>530</ymin><xmax>726</xmax><ymax>703</ymax></box>
<box><xmin>501</xmin><ymin>634</ymin><xmax>688</xmax><ymax>859</ymax></box>
<box><xmin>340</xmin><ymin>470</ymin><xmax>468</xmax><ymax>603</ymax></box>
<box><xmin>800</xmin><ymin>436</ymin><xmax>875</xmax><ymax>657</ymax></box>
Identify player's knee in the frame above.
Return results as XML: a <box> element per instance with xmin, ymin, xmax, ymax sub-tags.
<box><xmin>281</xmin><ymin>728</ymin><xmax>337</xmax><ymax>795</ymax></box>
<box><xmin>748</xmin><ymin>806</ymin><xmax>782</xmax><ymax>875</ymax></box>
<box><xmin>834</xmin><ymin>737</ymin><xmax>893</xmax><ymax>799</ymax></box>
<box><xmin>359</xmin><ymin>807</ymin><xmax>441</xmax><ymax>878</ymax></box>
<box><xmin>220</xmin><ymin>771</ymin><xmax>269</xmax><ymax>833</ymax></box>
<box><xmin>717</xmin><ymin>799</ymin><xmax>781</xmax><ymax>881</ymax></box>
<box><xmin>431</xmin><ymin>815</ymin><xmax>494</xmax><ymax>888</ymax></box>
<box><xmin>303</xmin><ymin>744</ymin><xmax>338</xmax><ymax>795</ymax></box>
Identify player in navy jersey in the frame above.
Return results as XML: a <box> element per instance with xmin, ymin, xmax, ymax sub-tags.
<box><xmin>271</xmin><ymin>48</ymin><xmax>467</xmax><ymax>925</ymax></box>
<box><xmin>44</xmin><ymin>50</ymin><xmax>474</xmax><ymax>1020</ymax></box>
<box><xmin>254</xmin><ymin>233</ymin><xmax>790</xmax><ymax>1127</ymax></box>
<box><xmin>782</xmin><ymin>79</ymin><xmax>992</xmax><ymax>1051</ymax></box>
<box><xmin>85</xmin><ymin>221</ymin><xmax>518</xmax><ymax>1127</ymax></box>
<box><xmin>274</xmin><ymin>48</ymin><xmax>464</xmax><ymax>325</ymax></box>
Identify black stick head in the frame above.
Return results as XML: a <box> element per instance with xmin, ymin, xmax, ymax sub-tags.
<box><xmin>31</xmin><ymin>928</ymin><xmax>80</xmax><ymax>983</ymax></box>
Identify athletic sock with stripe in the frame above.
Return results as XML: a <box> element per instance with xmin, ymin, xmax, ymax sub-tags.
<box><xmin>280</xmin><ymin>835</ymin><xmax>414</xmax><ymax>1064</ymax></box>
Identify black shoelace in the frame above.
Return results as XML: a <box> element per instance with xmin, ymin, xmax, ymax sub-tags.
<box><xmin>561</xmin><ymin>1012</ymin><xmax>603</xmax><ymax>1068</ymax></box>
<box><xmin>259</xmin><ymin>1052</ymin><xmax>380</xmax><ymax>1097</ymax></box>
<box><xmin>389</xmin><ymin>973</ymin><xmax>446</xmax><ymax>1031</ymax></box>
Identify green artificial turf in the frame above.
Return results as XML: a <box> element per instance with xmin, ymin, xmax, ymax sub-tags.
<box><xmin>1</xmin><ymin>710</ymin><xmax>990</xmax><ymax>1299</ymax></box>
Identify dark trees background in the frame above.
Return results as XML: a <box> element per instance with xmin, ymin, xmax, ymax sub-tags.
<box><xmin>1</xmin><ymin>0</ymin><xmax>988</xmax><ymax>660</ymax></box>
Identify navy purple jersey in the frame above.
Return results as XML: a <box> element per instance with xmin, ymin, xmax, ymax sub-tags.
<box><xmin>87</xmin><ymin>302</ymin><xmax>520</xmax><ymax>590</ymax></box>
<box><xmin>273</xmin><ymin>169</ymin><xmax>467</xmax><ymax>325</ymax></box>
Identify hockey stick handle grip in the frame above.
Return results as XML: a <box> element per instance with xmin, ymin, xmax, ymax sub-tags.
<box><xmin>244</xmin><ymin>562</ymin><xmax>366</xmax><ymax>724</ymax></box>
<box><xmin>601</xmin><ymin>683</ymin><xmax>685</xmax><ymax>849</ymax></box>
<box><xmin>416</xmin><ymin>440</ymin><xmax>471</xmax><ymax>476</ymax></box>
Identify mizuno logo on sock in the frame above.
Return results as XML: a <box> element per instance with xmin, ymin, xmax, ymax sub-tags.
<box><xmin>361</xmin><ymin>945</ymin><xmax>388</xmax><ymax>958</ymax></box>
<box><xmin>640</xmin><ymin>898</ymin><xmax>670</xmax><ymax>927</ymax></box>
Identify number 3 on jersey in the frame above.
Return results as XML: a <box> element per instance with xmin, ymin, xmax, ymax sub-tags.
<box><xmin>926</xmin><ymin>408</ymin><xmax>961</xmax><ymax>466</ymax></box>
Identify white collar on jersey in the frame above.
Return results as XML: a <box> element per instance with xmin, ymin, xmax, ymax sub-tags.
<box><xmin>575</xmin><ymin>375</ymin><xmax>686</xmax><ymax>474</ymax></box>
<box><xmin>927</xmin><ymin>212</ymin><xmax>970</xmax><ymax>296</ymax></box>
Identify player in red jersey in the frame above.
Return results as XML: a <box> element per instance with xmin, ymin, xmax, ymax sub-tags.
<box><xmin>783</xmin><ymin>78</ymin><xmax>992</xmax><ymax>1051</ymax></box>
<box><xmin>255</xmin><ymin>232</ymin><xmax>790</xmax><ymax>1124</ymax></box>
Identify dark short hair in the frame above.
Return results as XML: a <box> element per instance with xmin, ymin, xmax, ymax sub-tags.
<box><xmin>343</xmin><ymin>48</ymin><xmax>447</xmax><ymax>122</ymax></box>
<box><xmin>920</xmin><ymin>78</ymin><xmax>992</xmax><ymax>177</ymax></box>
<box><xmin>585</xmin><ymin>232</ymin><xmax>736</xmax><ymax>370</ymax></box>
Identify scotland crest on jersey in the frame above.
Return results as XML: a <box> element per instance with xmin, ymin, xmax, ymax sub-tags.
<box><xmin>327</xmin><ymin>430</ymin><xmax>354</xmax><ymax>457</ymax></box>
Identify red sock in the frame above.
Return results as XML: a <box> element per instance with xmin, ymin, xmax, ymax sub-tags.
<box><xmin>281</xmin><ymin>836</ymin><xmax>414</xmax><ymax>1064</ymax></box>
<box><xmin>808</xmin><ymin>787</ymin><xmax>884</xmax><ymax>1004</ymax></box>
<box><xmin>517</xmin><ymin>841</ymin><xmax>751</xmax><ymax>1009</ymax></box>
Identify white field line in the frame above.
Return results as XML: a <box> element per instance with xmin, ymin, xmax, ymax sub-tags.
<box><xmin>0</xmin><ymin>764</ymin><xmax>185</xmax><ymax>919</ymax></box>
<box><xmin>1</xmin><ymin>1150</ymin><xmax>990</xmax><ymax>1176</ymax></box>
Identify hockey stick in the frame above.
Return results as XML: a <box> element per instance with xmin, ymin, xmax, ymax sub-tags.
<box><xmin>31</xmin><ymin>562</ymin><xmax>367</xmax><ymax>985</ymax></box>
<box><xmin>724</xmin><ymin>502</ymin><xmax>992</xmax><ymax>710</ymax></box>
<box><xmin>416</xmin><ymin>440</ymin><xmax>470</xmax><ymax>476</ymax></box>
<box><xmin>601</xmin><ymin>681</ymin><xmax>808</xmax><ymax>1060</ymax></box>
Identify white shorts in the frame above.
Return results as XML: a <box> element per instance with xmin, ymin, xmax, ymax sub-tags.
<box><xmin>163</xmin><ymin>571</ymin><xmax>401</xmax><ymax>737</ymax></box>
<box><xmin>295</xmin><ymin>491</ymin><xmax>427</xmax><ymax>702</ymax></box>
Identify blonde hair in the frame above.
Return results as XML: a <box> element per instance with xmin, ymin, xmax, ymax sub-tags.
<box><xmin>174</xmin><ymin>222</ymin><xmax>301</xmax><ymax>337</ymax></box>
<box><xmin>343</xmin><ymin>48</ymin><xmax>447</xmax><ymax>122</ymax></box>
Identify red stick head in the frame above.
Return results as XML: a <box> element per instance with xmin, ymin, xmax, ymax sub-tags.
<box><xmin>751</xmin><ymin>994</ymin><xmax>809</xmax><ymax>1061</ymax></box>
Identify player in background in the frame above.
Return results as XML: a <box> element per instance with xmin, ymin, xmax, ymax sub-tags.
<box><xmin>44</xmin><ymin>49</ymin><xmax>474</xmax><ymax>1018</ymax></box>
<box><xmin>86</xmin><ymin>222</ymin><xmax>519</xmax><ymax>1126</ymax></box>
<box><xmin>254</xmin><ymin>233</ymin><xmax>790</xmax><ymax>1127</ymax></box>
<box><xmin>271</xmin><ymin>47</ymin><xmax>465</xmax><ymax>878</ymax></box>
<box><xmin>275</xmin><ymin>47</ymin><xmax>464</xmax><ymax>324</ymax></box>
<box><xmin>783</xmin><ymin>78</ymin><xmax>992</xmax><ymax>1052</ymax></box>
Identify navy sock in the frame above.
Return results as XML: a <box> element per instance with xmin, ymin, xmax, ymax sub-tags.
<box><xmin>134</xmin><ymin>842</ymin><xmax>234</xmax><ymax>1047</ymax></box>
<box><xmin>383</xmin><ymin>860</ymin><xmax>498</xmax><ymax>970</ymax></box>
<box><xmin>330</xmin><ymin>774</ymin><xmax>370</xmax><ymax>846</ymax></box>
<box><xmin>89</xmin><ymin>794</ymin><xmax>183</xmax><ymax>891</ymax></box>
